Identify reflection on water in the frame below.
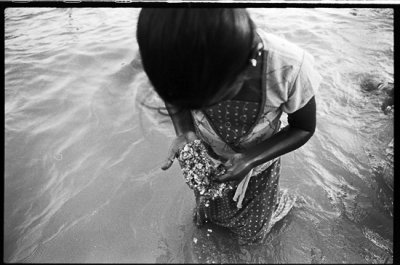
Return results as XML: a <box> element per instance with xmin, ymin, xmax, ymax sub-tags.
<box><xmin>5</xmin><ymin>8</ymin><xmax>393</xmax><ymax>263</ymax></box>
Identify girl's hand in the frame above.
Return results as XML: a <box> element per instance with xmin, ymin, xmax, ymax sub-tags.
<box><xmin>216</xmin><ymin>153</ymin><xmax>253</xmax><ymax>183</ymax></box>
<box><xmin>161</xmin><ymin>131</ymin><xmax>198</xmax><ymax>170</ymax></box>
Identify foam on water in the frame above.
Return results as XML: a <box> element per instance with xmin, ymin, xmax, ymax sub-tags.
<box><xmin>5</xmin><ymin>8</ymin><xmax>393</xmax><ymax>263</ymax></box>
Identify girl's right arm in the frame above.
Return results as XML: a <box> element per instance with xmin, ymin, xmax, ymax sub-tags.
<box><xmin>161</xmin><ymin>103</ymin><xmax>198</xmax><ymax>170</ymax></box>
<box><xmin>165</xmin><ymin>103</ymin><xmax>195</xmax><ymax>136</ymax></box>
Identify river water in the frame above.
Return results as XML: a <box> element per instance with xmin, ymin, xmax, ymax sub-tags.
<box><xmin>4</xmin><ymin>8</ymin><xmax>393</xmax><ymax>263</ymax></box>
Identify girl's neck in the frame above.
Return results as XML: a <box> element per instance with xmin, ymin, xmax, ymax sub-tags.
<box><xmin>230</xmin><ymin>38</ymin><xmax>264</xmax><ymax>103</ymax></box>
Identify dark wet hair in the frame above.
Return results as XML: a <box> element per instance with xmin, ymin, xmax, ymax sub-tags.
<box><xmin>137</xmin><ymin>8</ymin><xmax>255</xmax><ymax>110</ymax></box>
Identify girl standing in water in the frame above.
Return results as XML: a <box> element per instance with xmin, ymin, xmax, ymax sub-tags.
<box><xmin>136</xmin><ymin>8</ymin><xmax>321</xmax><ymax>244</ymax></box>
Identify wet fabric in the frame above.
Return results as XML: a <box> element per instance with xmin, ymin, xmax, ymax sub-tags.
<box><xmin>194</xmin><ymin>159</ymin><xmax>281</xmax><ymax>245</ymax></box>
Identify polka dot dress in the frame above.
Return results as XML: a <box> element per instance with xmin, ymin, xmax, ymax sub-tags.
<box><xmin>204</xmin><ymin>100</ymin><xmax>260</xmax><ymax>145</ymax></box>
<box><xmin>194</xmin><ymin>159</ymin><xmax>281</xmax><ymax>245</ymax></box>
<box><xmin>193</xmin><ymin>42</ymin><xmax>281</xmax><ymax>244</ymax></box>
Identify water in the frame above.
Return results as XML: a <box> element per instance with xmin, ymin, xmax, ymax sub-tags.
<box><xmin>4</xmin><ymin>8</ymin><xmax>393</xmax><ymax>263</ymax></box>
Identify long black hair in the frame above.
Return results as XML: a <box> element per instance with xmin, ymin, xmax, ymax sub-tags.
<box><xmin>137</xmin><ymin>8</ymin><xmax>255</xmax><ymax>110</ymax></box>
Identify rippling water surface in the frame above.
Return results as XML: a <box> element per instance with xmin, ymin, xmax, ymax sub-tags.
<box><xmin>4</xmin><ymin>8</ymin><xmax>393</xmax><ymax>263</ymax></box>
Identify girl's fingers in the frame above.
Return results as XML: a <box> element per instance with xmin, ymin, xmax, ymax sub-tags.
<box><xmin>161</xmin><ymin>157</ymin><xmax>174</xmax><ymax>170</ymax></box>
<box><xmin>161</xmin><ymin>132</ymin><xmax>197</xmax><ymax>171</ymax></box>
<box><xmin>223</xmin><ymin>160</ymin><xmax>233</xmax><ymax>168</ymax></box>
<box><xmin>216</xmin><ymin>171</ymin><xmax>232</xmax><ymax>182</ymax></box>
<box><xmin>161</xmin><ymin>146</ymin><xmax>178</xmax><ymax>170</ymax></box>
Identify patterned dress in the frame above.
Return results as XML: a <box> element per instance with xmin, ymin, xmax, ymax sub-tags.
<box><xmin>190</xmin><ymin>29</ymin><xmax>322</xmax><ymax>244</ymax></box>
<box><xmin>194</xmin><ymin>93</ymin><xmax>283</xmax><ymax>244</ymax></box>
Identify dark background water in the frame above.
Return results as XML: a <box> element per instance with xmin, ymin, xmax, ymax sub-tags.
<box><xmin>5</xmin><ymin>8</ymin><xmax>393</xmax><ymax>263</ymax></box>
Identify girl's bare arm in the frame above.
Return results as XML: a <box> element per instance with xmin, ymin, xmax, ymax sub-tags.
<box><xmin>161</xmin><ymin>103</ymin><xmax>198</xmax><ymax>170</ymax></box>
<box><xmin>218</xmin><ymin>96</ymin><xmax>316</xmax><ymax>182</ymax></box>
<box><xmin>165</xmin><ymin>103</ymin><xmax>196</xmax><ymax>136</ymax></box>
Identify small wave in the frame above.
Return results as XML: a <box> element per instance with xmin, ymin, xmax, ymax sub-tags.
<box><xmin>362</xmin><ymin>227</ymin><xmax>392</xmax><ymax>255</ymax></box>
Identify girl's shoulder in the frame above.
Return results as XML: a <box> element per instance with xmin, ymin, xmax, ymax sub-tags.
<box><xmin>257</xmin><ymin>29</ymin><xmax>321</xmax><ymax>113</ymax></box>
<box><xmin>257</xmin><ymin>29</ymin><xmax>305</xmax><ymax>65</ymax></box>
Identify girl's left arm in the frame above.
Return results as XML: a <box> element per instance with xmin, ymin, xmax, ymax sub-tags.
<box><xmin>218</xmin><ymin>96</ymin><xmax>316</xmax><ymax>183</ymax></box>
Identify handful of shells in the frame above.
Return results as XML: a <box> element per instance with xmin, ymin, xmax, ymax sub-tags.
<box><xmin>178</xmin><ymin>140</ymin><xmax>234</xmax><ymax>200</ymax></box>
